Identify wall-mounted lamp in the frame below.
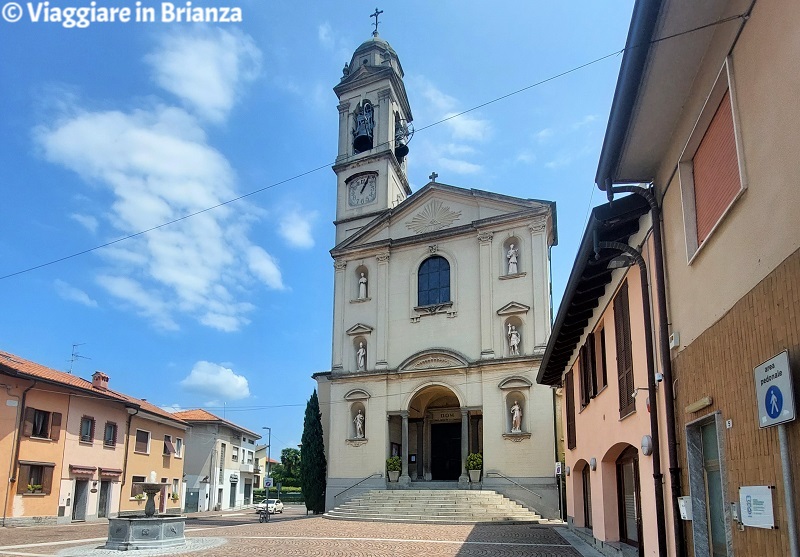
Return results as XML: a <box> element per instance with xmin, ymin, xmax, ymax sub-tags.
<box><xmin>589</xmin><ymin>458</ymin><xmax>597</xmax><ymax>471</ymax></box>
<box><xmin>641</xmin><ymin>435</ymin><xmax>653</xmax><ymax>456</ymax></box>
<box><xmin>565</xmin><ymin>466</ymin><xmax>570</xmax><ymax>477</ymax></box>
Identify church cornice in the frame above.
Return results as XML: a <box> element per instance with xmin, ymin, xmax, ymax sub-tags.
<box><xmin>334</xmin><ymin>67</ymin><xmax>413</xmax><ymax>122</ymax></box>
<box><xmin>332</xmin><ymin>147</ymin><xmax>412</xmax><ymax>197</ymax></box>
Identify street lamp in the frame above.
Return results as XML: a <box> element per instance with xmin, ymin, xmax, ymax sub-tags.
<box><xmin>262</xmin><ymin>427</ymin><xmax>271</xmax><ymax>488</ymax></box>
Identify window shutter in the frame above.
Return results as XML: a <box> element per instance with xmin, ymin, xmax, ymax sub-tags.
<box><xmin>614</xmin><ymin>281</ymin><xmax>635</xmax><ymax>417</ymax></box>
<box><xmin>51</xmin><ymin>412</ymin><xmax>63</xmax><ymax>441</ymax></box>
<box><xmin>587</xmin><ymin>332</ymin><xmax>597</xmax><ymax>397</ymax></box>
<box><xmin>90</xmin><ymin>418</ymin><xmax>96</xmax><ymax>442</ymax></box>
<box><xmin>16</xmin><ymin>465</ymin><xmax>30</xmax><ymax>494</ymax></box>
<box><xmin>22</xmin><ymin>407</ymin><xmax>35</xmax><ymax>437</ymax></box>
<box><xmin>565</xmin><ymin>371</ymin><xmax>576</xmax><ymax>450</ymax></box>
<box><xmin>42</xmin><ymin>466</ymin><xmax>54</xmax><ymax>495</ymax></box>
<box><xmin>579</xmin><ymin>345</ymin><xmax>589</xmax><ymax>407</ymax></box>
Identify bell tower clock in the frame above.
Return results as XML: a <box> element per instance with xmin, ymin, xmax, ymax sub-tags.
<box><xmin>332</xmin><ymin>17</ymin><xmax>413</xmax><ymax>243</ymax></box>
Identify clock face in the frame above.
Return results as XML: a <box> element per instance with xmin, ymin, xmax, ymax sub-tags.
<box><xmin>348</xmin><ymin>174</ymin><xmax>377</xmax><ymax>207</ymax></box>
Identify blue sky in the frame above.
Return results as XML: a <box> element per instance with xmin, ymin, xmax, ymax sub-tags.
<box><xmin>0</xmin><ymin>1</ymin><xmax>634</xmax><ymax>454</ymax></box>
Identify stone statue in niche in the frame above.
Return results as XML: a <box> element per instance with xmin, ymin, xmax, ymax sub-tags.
<box><xmin>357</xmin><ymin>342</ymin><xmax>366</xmax><ymax>370</ymax></box>
<box><xmin>507</xmin><ymin>244</ymin><xmax>519</xmax><ymax>274</ymax></box>
<box><xmin>510</xmin><ymin>400</ymin><xmax>523</xmax><ymax>433</ymax></box>
<box><xmin>507</xmin><ymin>324</ymin><xmax>521</xmax><ymax>356</ymax></box>
<box><xmin>353</xmin><ymin>409</ymin><xmax>364</xmax><ymax>438</ymax></box>
<box><xmin>358</xmin><ymin>273</ymin><xmax>368</xmax><ymax>299</ymax></box>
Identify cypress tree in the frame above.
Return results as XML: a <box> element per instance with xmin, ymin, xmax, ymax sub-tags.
<box><xmin>300</xmin><ymin>389</ymin><xmax>327</xmax><ymax>514</ymax></box>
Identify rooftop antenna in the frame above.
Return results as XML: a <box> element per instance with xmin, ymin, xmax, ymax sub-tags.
<box><xmin>68</xmin><ymin>343</ymin><xmax>91</xmax><ymax>374</ymax></box>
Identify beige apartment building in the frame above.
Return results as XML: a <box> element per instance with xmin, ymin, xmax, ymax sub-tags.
<box><xmin>541</xmin><ymin>0</ymin><xmax>800</xmax><ymax>556</ymax></box>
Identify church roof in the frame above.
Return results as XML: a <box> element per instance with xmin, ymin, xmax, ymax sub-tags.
<box><xmin>331</xmin><ymin>181</ymin><xmax>556</xmax><ymax>256</ymax></box>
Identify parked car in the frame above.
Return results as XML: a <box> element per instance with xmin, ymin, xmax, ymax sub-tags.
<box><xmin>255</xmin><ymin>498</ymin><xmax>283</xmax><ymax>514</ymax></box>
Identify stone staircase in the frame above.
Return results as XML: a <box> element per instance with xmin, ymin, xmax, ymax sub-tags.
<box><xmin>324</xmin><ymin>489</ymin><xmax>544</xmax><ymax>524</ymax></box>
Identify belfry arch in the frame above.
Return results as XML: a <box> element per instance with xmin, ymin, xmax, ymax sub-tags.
<box><xmin>388</xmin><ymin>384</ymin><xmax>482</xmax><ymax>483</ymax></box>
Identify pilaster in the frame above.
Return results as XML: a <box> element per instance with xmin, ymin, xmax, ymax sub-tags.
<box><xmin>459</xmin><ymin>408</ymin><xmax>469</xmax><ymax>486</ymax></box>
<box><xmin>332</xmin><ymin>260</ymin><xmax>347</xmax><ymax>370</ymax></box>
<box><xmin>529</xmin><ymin>221</ymin><xmax>549</xmax><ymax>350</ymax></box>
<box><xmin>375</xmin><ymin>252</ymin><xmax>390</xmax><ymax>369</ymax></box>
<box><xmin>477</xmin><ymin>232</ymin><xmax>495</xmax><ymax>359</ymax></box>
<box><xmin>336</xmin><ymin>101</ymin><xmax>350</xmax><ymax>161</ymax></box>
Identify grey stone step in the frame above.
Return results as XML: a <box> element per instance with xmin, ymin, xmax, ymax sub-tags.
<box><xmin>324</xmin><ymin>489</ymin><xmax>542</xmax><ymax>525</ymax></box>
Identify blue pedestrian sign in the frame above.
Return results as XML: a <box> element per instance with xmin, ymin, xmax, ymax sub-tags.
<box><xmin>765</xmin><ymin>386</ymin><xmax>782</xmax><ymax>419</ymax></box>
<box><xmin>754</xmin><ymin>351</ymin><xmax>795</xmax><ymax>428</ymax></box>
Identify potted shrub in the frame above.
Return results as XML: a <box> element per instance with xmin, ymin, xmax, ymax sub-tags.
<box><xmin>171</xmin><ymin>492</ymin><xmax>179</xmax><ymax>502</ymax></box>
<box><xmin>27</xmin><ymin>484</ymin><xmax>43</xmax><ymax>494</ymax></box>
<box><xmin>466</xmin><ymin>453</ymin><xmax>482</xmax><ymax>483</ymax></box>
<box><xmin>134</xmin><ymin>493</ymin><xmax>145</xmax><ymax>502</ymax></box>
<box><xmin>386</xmin><ymin>456</ymin><xmax>401</xmax><ymax>482</ymax></box>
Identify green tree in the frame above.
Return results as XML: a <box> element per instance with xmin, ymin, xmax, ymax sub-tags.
<box><xmin>300</xmin><ymin>389</ymin><xmax>327</xmax><ymax>514</ymax></box>
<box><xmin>281</xmin><ymin>447</ymin><xmax>301</xmax><ymax>478</ymax></box>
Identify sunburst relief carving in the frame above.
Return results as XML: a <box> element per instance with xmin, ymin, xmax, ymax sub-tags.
<box><xmin>406</xmin><ymin>200</ymin><xmax>462</xmax><ymax>234</ymax></box>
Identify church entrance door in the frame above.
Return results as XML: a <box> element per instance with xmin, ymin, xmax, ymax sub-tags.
<box><xmin>431</xmin><ymin>422</ymin><xmax>461</xmax><ymax>480</ymax></box>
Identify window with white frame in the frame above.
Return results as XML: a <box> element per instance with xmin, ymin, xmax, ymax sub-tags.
<box><xmin>104</xmin><ymin>422</ymin><xmax>118</xmax><ymax>447</ymax></box>
<box><xmin>679</xmin><ymin>56</ymin><xmax>746</xmax><ymax>261</ymax></box>
<box><xmin>79</xmin><ymin>416</ymin><xmax>95</xmax><ymax>443</ymax></box>
<box><xmin>175</xmin><ymin>437</ymin><xmax>183</xmax><ymax>457</ymax></box>
<box><xmin>163</xmin><ymin>434</ymin><xmax>176</xmax><ymax>455</ymax></box>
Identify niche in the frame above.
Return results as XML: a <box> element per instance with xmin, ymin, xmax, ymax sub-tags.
<box><xmin>503</xmin><ymin>236</ymin><xmax>522</xmax><ymax>276</ymax></box>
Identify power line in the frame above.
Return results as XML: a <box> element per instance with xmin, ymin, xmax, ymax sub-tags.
<box><xmin>0</xmin><ymin>12</ymin><xmax>747</xmax><ymax>282</ymax></box>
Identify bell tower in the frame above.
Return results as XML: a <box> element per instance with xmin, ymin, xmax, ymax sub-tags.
<box><xmin>332</xmin><ymin>18</ymin><xmax>413</xmax><ymax>243</ymax></box>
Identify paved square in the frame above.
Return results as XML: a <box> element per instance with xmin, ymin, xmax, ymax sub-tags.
<box><xmin>0</xmin><ymin>507</ymin><xmax>590</xmax><ymax>557</ymax></box>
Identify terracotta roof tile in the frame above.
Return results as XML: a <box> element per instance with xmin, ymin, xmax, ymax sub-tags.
<box><xmin>173</xmin><ymin>409</ymin><xmax>259</xmax><ymax>438</ymax></box>
<box><xmin>0</xmin><ymin>349</ymin><xmax>186</xmax><ymax>426</ymax></box>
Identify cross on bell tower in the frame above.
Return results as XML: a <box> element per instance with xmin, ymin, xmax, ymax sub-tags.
<box><xmin>370</xmin><ymin>8</ymin><xmax>383</xmax><ymax>36</ymax></box>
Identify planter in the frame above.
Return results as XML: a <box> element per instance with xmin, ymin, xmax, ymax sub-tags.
<box><xmin>388</xmin><ymin>471</ymin><xmax>400</xmax><ymax>482</ymax></box>
<box><xmin>468</xmin><ymin>470</ymin><xmax>481</xmax><ymax>483</ymax></box>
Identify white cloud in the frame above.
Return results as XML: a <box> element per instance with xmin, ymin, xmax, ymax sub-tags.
<box><xmin>247</xmin><ymin>246</ymin><xmax>284</xmax><ymax>290</ymax></box>
<box><xmin>54</xmin><ymin>279</ymin><xmax>98</xmax><ymax>308</ymax></box>
<box><xmin>572</xmin><ymin>115</ymin><xmax>598</xmax><ymax>129</ymax></box>
<box><xmin>145</xmin><ymin>28</ymin><xmax>261</xmax><ymax>123</ymax></box>
<box><xmin>438</xmin><ymin>158</ymin><xmax>482</xmax><ymax>175</ymax></box>
<box><xmin>278</xmin><ymin>209</ymin><xmax>317</xmax><ymax>249</ymax></box>
<box><xmin>36</xmin><ymin>30</ymin><xmax>284</xmax><ymax>333</ymax></box>
<box><xmin>180</xmin><ymin>361</ymin><xmax>250</xmax><ymax>401</ymax></box>
<box><xmin>318</xmin><ymin>23</ymin><xmax>334</xmax><ymax>49</ymax></box>
<box><xmin>70</xmin><ymin>213</ymin><xmax>98</xmax><ymax>233</ymax></box>
<box><xmin>443</xmin><ymin>112</ymin><xmax>491</xmax><ymax>142</ymax></box>
<box><xmin>544</xmin><ymin>154</ymin><xmax>574</xmax><ymax>169</ymax></box>
<box><xmin>535</xmin><ymin>128</ymin><xmax>553</xmax><ymax>143</ymax></box>
<box><xmin>515</xmin><ymin>151</ymin><xmax>536</xmax><ymax>164</ymax></box>
<box><xmin>160</xmin><ymin>404</ymin><xmax>183</xmax><ymax>413</ymax></box>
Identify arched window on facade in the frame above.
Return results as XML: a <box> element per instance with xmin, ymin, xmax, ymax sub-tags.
<box><xmin>417</xmin><ymin>256</ymin><xmax>450</xmax><ymax>306</ymax></box>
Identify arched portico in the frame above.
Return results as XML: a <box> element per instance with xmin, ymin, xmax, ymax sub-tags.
<box><xmin>388</xmin><ymin>383</ymin><xmax>481</xmax><ymax>485</ymax></box>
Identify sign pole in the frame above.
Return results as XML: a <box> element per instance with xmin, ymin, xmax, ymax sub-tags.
<box><xmin>778</xmin><ymin>423</ymin><xmax>799</xmax><ymax>557</ymax></box>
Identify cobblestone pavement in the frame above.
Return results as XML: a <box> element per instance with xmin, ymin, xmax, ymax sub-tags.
<box><xmin>0</xmin><ymin>507</ymin><xmax>599</xmax><ymax>557</ymax></box>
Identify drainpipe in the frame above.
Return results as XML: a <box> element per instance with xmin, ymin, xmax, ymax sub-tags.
<box><xmin>120</xmin><ymin>407</ymin><xmax>139</xmax><ymax>514</ymax></box>
<box><xmin>2</xmin><ymin>380</ymin><xmax>30</xmax><ymax>526</ymax></box>
<box><xmin>606</xmin><ymin>181</ymin><xmax>684</xmax><ymax>557</ymax></box>
<box><xmin>595</xmin><ymin>236</ymin><xmax>668</xmax><ymax>557</ymax></box>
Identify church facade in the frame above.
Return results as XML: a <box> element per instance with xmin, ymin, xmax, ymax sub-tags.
<box><xmin>314</xmin><ymin>31</ymin><xmax>559</xmax><ymax>516</ymax></box>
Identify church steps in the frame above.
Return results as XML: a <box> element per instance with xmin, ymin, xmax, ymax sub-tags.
<box><xmin>324</xmin><ymin>489</ymin><xmax>543</xmax><ymax>524</ymax></box>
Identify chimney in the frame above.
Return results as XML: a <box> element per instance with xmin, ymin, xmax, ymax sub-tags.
<box><xmin>92</xmin><ymin>371</ymin><xmax>109</xmax><ymax>391</ymax></box>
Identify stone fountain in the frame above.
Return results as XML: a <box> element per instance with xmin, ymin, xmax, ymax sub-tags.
<box><xmin>104</xmin><ymin>471</ymin><xmax>186</xmax><ymax>551</ymax></box>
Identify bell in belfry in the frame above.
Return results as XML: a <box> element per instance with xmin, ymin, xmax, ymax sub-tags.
<box><xmin>352</xmin><ymin>101</ymin><xmax>374</xmax><ymax>152</ymax></box>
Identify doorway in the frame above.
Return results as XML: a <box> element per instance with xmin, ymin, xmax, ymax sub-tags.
<box><xmin>229</xmin><ymin>482</ymin><xmax>237</xmax><ymax>508</ymax></box>
<box><xmin>72</xmin><ymin>480</ymin><xmax>89</xmax><ymax>521</ymax></box>
<box><xmin>98</xmin><ymin>481</ymin><xmax>110</xmax><ymax>518</ymax></box>
<box><xmin>617</xmin><ymin>446</ymin><xmax>642</xmax><ymax>555</ymax></box>
<box><xmin>431</xmin><ymin>422</ymin><xmax>461</xmax><ymax>480</ymax></box>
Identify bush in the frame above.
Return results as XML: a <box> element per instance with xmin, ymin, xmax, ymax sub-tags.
<box><xmin>466</xmin><ymin>453</ymin><xmax>482</xmax><ymax>471</ymax></box>
<box><xmin>386</xmin><ymin>456</ymin><xmax>401</xmax><ymax>472</ymax></box>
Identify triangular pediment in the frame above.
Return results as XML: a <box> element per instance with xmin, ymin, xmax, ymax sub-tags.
<box><xmin>346</xmin><ymin>323</ymin><xmax>374</xmax><ymax>336</ymax></box>
<box><xmin>398</xmin><ymin>349</ymin><xmax>469</xmax><ymax>372</ymax></box>
<box><xmin>496</xmin><ymin>301</ymin><xmax>531</xmax><ymax>316</ymax></box>
<box><xmin>333</xmin><ymin>182</ymin><xmax>552</xmax><ymax>254</ymax></box>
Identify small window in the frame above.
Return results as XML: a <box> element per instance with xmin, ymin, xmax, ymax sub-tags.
<box><xmin>175</xmin><ymin>437</ymin><xmax>183</xmax><ymax>458</ymax></box>
<box><xmin>104</xmin><ymin>422</ymin><xmax>118</xmax><ymax>447</ymax></box>
<box><xmin>678</xmin><ymin>57</ymin><xmax>745</xmax><ymax>260</ymax></box>
<box><xmin>80</xmin><ymin>416</ymin><xmax>95</xmax><ymax>443</ymax></box>
<box><xmin>417</xmin><ymin>256</ymin><xmax>450</xmax><ymax>306</ymax></box>
<box><xmin>32</xmin><ymin>409</ymin><xmax>50</xmax><ymax>438</ymax></box>
<box><xmin>163</xmin><ymin>435</ymin><xmax>176</xmax><ymax>455</ymax></box>
<box><xmin>134</xmin><ymin>430</ymin><xmax>150</xmax><ymax>454</ymax></box>
<box><xmin>17</xmin><ymin>463</ymin><xmax>54</xmax><ymax>495</ymax></box>
<box><xmin>131</xmin><ymin>475</ymin><xmax>146</xmax><ymax>498</ymax></box>
<box><xmin>231</xmin><ymin>448</ymin><xmax>239</xmax><ymax>462</ymax></box>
